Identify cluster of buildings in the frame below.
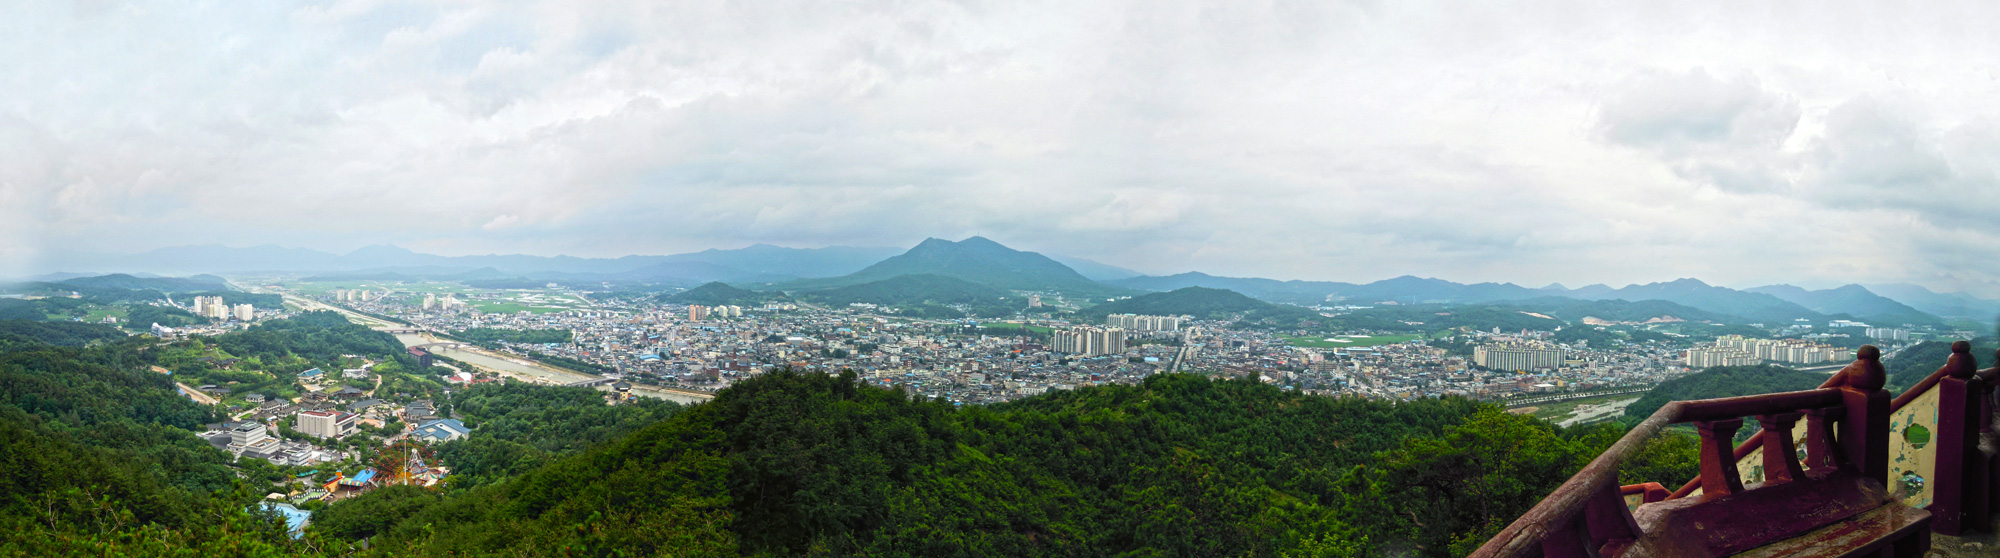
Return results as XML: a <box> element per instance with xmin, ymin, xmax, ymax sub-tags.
<box><xmin>191</xmin><ymin>296</ymin><xmax>254</xmax><ymax>321</ymax></box>
<box><xmin>1472</xmin><ymin>342</ymin><xmax>1567</xmax><ymax>372</ymax></box>
<box><xmin>1684</xmin><ymin>335</ymin><xmax>1848</xmax><ymax>367</ymax></box>
<box><xmin>208</xmin><ymin>421</ymin><xmax>343</xmax><ymax>466</ymax></box>
<box><xmin>306</xmin><ymin>282</ymin><xmax>1828</xmax><ymax>407</ymax></box>
<box><xmin>688</xmin><ymin>305</ymin><xmax>743</xmax><ymax>320</ymax></box>
<box><xmin>420</xmin><ymin>293</ymin><xmax>465</xmax><ymax>311</ymax></box>
<box><xmin>329</xmin><ymin>289</ymin><xmax>372</xmax><ymax>302</ymax></box>
<box><xmin>1105</xmin><ymin>314</ymin><xmax>1182</xmax><ymax>332</ymax></box>
<box><xmin>1050</xmin><ymin>326</ymin><xmax>1129</xmax><ymax>356</ymax></box>
<box><xmin>1866</xmin><ymin>327</ymin><xmax>1912</xmax><ymax>341</ymax></box>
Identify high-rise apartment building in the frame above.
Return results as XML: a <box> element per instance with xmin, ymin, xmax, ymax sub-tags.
<box><xmin>191</xmin><ymin>296</ymin><xmax>230</xmax><ymax>319</ymax></box>
<box><xmin>1865</xmin><ymin>328</ymin><xmax>1910</xmax><ymax>342</ymax></box>
<box><xmin>232</xmin><ymin>304</ymin><xmax>253</xmax><ymax>321</ymax></box>
<box><xmin>1052</xmin><ymin>326</ymin><xmax>1128</xmax><ymax>356</ymax></box>
<box><xmin>1473</xmin><ymin>343</ymin><xmax>1565</xmax><ymax>371</ymax></box>
<box><xmin>1685</xmin><ymin>346</ymin><xmax>1756</xmax><ymax>368</ymax></box>
<box><xmin>1712</xmin><ymin>335</ymin><xmax>1842</xmax><ymax>365</ymax></box>
<box><xmin>423</xmin><ymin>293</ymin><xmax>437</xmax><ymax>310</ymax></box>
<box><xmin>1105</xmin><ymin>314</ymin><xmax>1182</xmax><ymax>332</ymax></box>
<box><xmin>689</xmin><ymin>305</ymin><xmax>710</xmax><ymax>321</ymax></box>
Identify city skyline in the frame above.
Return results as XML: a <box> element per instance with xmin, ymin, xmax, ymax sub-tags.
<box><xmin>8</xmin><ymin>2</ymin><xmax>2000</xmax><ymax>296</ymax></box>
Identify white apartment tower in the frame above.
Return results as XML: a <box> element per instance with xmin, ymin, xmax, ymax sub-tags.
<box><xmin>1052</xmin><ymin>326</ymin><xmax>1128</xmax><ymax>356</ymax></box>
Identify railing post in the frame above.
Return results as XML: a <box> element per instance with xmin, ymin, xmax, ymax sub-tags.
<box><xmin>1756</xmin><ymin>412</ymin><xmax>1805</xmax><ymax>485</ymax></box>
<box><xmin>1933</xmin><ymin>341</ymin><xmax>1984</xmax><ymax>535</ymax></box>
<box><xmin>1834</xmin><ymin>346</ymin><xmax>1888</xmax><ymax>481</ymax></box>
<box><xmin>1696</xmin><ymin>418</ymin><xmax>1746</xmax><ymax>499</ymax></box>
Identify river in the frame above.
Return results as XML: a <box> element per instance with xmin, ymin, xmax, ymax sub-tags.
<box><xmin>392</xmin><ymin>334</ymin><xmax>713</xmax><ymax>406</ymax></box>
<box><xmin>275</xmin><ymin>292</ymin><xmax>712</xmax><ymax>405</ymax></box>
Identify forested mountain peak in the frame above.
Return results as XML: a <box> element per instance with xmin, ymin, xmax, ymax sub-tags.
<box><xmin>781</xmin><ymin>236</ymin><xmax>1120</xmax><ymax>296</ymax></box>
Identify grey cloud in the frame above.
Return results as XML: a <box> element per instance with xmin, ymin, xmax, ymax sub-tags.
<box><xmin>1595</xmin><ymin>69</ymin><xmax>1802</xmax><ymax>194</ymax></box>
<box><xmin>9</xmin><ymin>1</ymin><xmax>2000</xmax><ymax>296</ymax></box>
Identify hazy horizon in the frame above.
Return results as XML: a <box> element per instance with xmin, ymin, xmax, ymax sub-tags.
<box><xmin>8</xmin><ymin>1</ymin><xmax>2000</xmax><ymax>296</ymax></box>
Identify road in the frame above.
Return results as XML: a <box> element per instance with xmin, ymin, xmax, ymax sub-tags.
<box><xmin>175</xmin><ymin>382</ymin><xmax>220</xmax><ymax>406</ymax></box>
<box><xmin>277</xmin><ymin>293</ymin><xmax>399</xmax><ymax>328</ymax></box>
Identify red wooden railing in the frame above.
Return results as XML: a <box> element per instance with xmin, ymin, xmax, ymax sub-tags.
<box><xmin>1471</xmin><ymin>343</ymin><xmax>1999</xmax><ymax>557</ymax></box>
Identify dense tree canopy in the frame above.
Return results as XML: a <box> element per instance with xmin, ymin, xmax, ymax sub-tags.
<box><xmin>339</xmin><ymin>371</ymin><xmax>1630</xmax><ymax>557</ymax></box>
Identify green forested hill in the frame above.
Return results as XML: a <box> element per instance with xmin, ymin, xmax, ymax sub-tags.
<box><xmin>58</xmin><ymin>273</ymin><xmax>230</xmax><ymax>292</ymax></box>
<box><xmin>1621</xmin><ymin>365</ymin><xmax>1827</xmax><ymax>424</ymax></box>
<box><xmin>797</xmin><ymin>273</ymin><xmax>1026</xmax><ymax>318</ymax></box>
<box><xmin>0</xmin><ymin>319</ymin><xmax>127</xmax><ymax>348</ymax></box>
<box><xmin>0</xmin><ymin>340</ymin><xmax>305</xmax><ymax>554</ymax></box>
<box><xmin>780</xmin><ymin>236</ymin><xmax>1125</xmax><ymax>297</ymax></box>
<box><xmin>0</xmin><ymin>323</ymin><xmax>1705</xmax><ymax>557</ymax></box>
<box><xmin>1884</xmin><ymin>339</ymin><xmax>1997</xmax><ymax>392</ymax></box>
<box><xmin>328</xmin><ymin>371</ymin><xmax>1658</xmax><ymax>557</ymax></box>
<box><xmin>1079</xmin><ymin>286</ymin><xmax>1323</xmax><ymax>328</ymax></box>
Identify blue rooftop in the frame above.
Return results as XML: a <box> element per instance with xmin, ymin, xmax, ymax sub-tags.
<box><xmin>256</xmin><ymin>502</ymin><xmax>312</xmax><ymax>538</ymax></box>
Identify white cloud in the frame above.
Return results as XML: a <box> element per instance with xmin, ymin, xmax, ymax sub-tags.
<box><xmin>5</xmin><ymin>1</ymin><xmax>2000</xmax><ymax>296</ymax></box>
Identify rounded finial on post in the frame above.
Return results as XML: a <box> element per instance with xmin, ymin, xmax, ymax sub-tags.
<box><xmin>1857</xmin><ymin>345</ymin><xmax>1881</xmax><ymax>361</ymax></box>
<box><xmin>1834</xmin><ymin>345</ymin><xmax>1887</xmax><ymax>391</ymax></box>
<box><xmin>1944</xmin><ymin>340</ymin><xmax>1975</xmax><ymax>379</ymax></box>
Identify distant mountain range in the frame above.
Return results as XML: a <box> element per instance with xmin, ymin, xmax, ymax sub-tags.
<box><xmin>21</xmin><ymin>237</ymin><xmax>1997</xmax><ymax>327</ymax></box>
<box><xmin>1861</xmin><ymin>283</ymin><xmax>2000</xmax><ymax>320</ymax></box>
<box><xmin>1743</xmin><ymin>284</ymin><xmax>1939</xmax><ymax>326</ymax></box>
<box><xmin>767</xmin><ymin>237</ymin><xmax>1131</xmax><ymax>298</ymax></box>
<box><xmin>35</xmin><ymin>243</ymin><xmax>902</xmax><ymax>284</ymax></box>
<box><xmin>56</xmin><ymin>273</ymin><xmax>230</xmax><ymax>293</ymax></box>
<box><xmin>1110</xmin><ymin>273</ymin><xmax>1974</xmax><ymax>327</ymax></box>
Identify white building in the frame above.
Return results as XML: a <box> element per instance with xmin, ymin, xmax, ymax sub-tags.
<box><xmin>1473</xmin><ymin>344</ymin><xmax>1565</xmax><ymax>371</ymax></box>
<box><xmin>1106</xmin><ymin>314</ymin><xmax>1182</xmax><ymax>332</ymax></box>
<box><xmin>1052</xmin><ymin>326</ymin><xmax>1128</xmax><ymax>356</ymax></box>
<box><xmin>191</xmin><ymin>296</ymin><xmax>229</xmax><ymax>319</ymax></box>
<box><xmin>296</xmin><ymin>410</ymin><xmax>359</xmax><ymax>439</ymax></box>
<box><xmin>232</xmin><ymin>304</ymin><xmax>254</xmax><ymax>321</ymax></box>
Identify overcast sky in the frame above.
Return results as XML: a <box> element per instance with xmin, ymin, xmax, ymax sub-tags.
<box><xmin>6</xmin><ymin>1</ymin><xmax>1999</xmax><ymax>294</ymax></box>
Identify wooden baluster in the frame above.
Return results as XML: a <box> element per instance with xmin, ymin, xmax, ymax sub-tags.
<box><xmin>1802</xmin><ymin>406</ymin><xmax>1843</xmax><ymax>474</ymax></box>
<box><xmin>1584</xmin><ymin>479</ymin><xmax>1642</xmax><ymax>550</ymax></box>
<box><xmin>1539</xmin><ymin>516</ymin><xmax>1589</xmax><ymax>558</ymax></box>
<box><xmin>1695</xmin><ymin>418</ymin><xmax>1745</xmax><ymax>499</ymax></box>
<box><xmin>1757</xmin><ymin>412</ymin><xmax>1805</xmax><ymax>485</ymax></box>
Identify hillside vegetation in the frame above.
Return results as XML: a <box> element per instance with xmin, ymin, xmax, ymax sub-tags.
<box><xmin>1884</xmin><ymin>339</ymin><xmax>1997</xmax><ymax>392</ymax></box>
<box><xmin>797</xmin><ymin>274</ymin><xmax>1025</xmax><ymax>318</ymax></box>
<box><xmin>326</xmin><ymin>371</ymin><xmax>1678</xmax><ymax>557</ymax></box>
<box><xmin>782</xmin><ymin>236</ymin><xmax>1125</xmax><ymax>298</ymax></box>
<box><xmin>1621</xmin><ymin>365</ymin><xmax>1827</xmax><ymax>425</ymax></box>
<box><xmin>0</xmin><ymin>316</ymin><xmax>1715</xmax><ymax>557</ymax></box>
<box><xmin>1080</xmin><ymin>286</ymin><xmax>1324</xmax><ymax>328</ymax></box>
